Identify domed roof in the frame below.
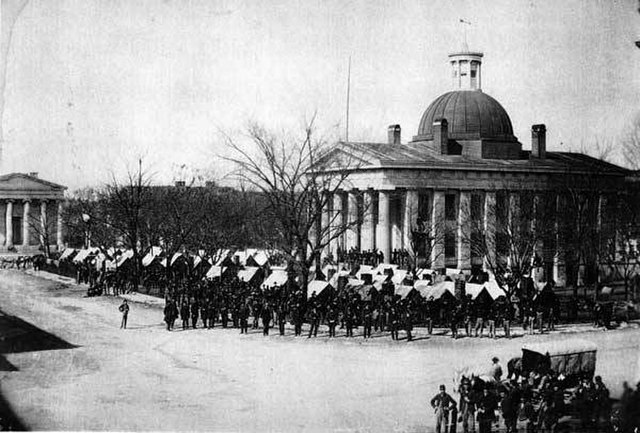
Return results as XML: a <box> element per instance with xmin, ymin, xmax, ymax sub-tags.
<box><xmin>414</xmin><ymin>90</ymin><xmax>516</xmax><ymax>142</ymax></box>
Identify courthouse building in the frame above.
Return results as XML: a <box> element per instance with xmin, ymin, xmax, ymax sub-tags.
<box><xmin>0</xmin><ymin>172</ymin><xmax>66</xmax><ymax>253</ymax></box>
<box><xmin>321</xmin><ymin>48</ymin><xmax>630</xmax><ymax>287</ymax></box>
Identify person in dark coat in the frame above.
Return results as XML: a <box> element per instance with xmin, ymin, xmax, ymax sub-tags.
<box><xmin>327</xmin><ymin>304</ymin><xmax>338</xmax><ymax>338</ymax></box>
<box><xmin>180</xmin><ymin>301</ymin><xmax>190</xmax><ymax>330</ymax></box>
<box><xmin>476</xmin><ymin>388</ymin><xmax>497</xmax><ymax>433</ymax></box>
<box><xmin>430</xmin><ymin>384</ymin><xmax>457</xmax><ymax>433</ymax></box>
<box><xmin>239</xmin><ymin>301</ymin><xmax>250</xmax><ymax>334</ymax></box>
<box><xmin>277</xmin><ymin>303</ymin><xmax>287</xmax><ymax>336</ymax></box>
<box><xmin>261</xmin><ymin>302</ymin><xmax>272</xmax><ymax>336</ymax></box>
<box><xmin>458</xmin><ymin>382</ymin><xmax>476</xmax><ymax>433</ymax></box>
<box><xmin>362</xmin><ymin>305</ymin><xmax>373</xmax><ymax>339</ymax></box>
<box><xmin>308</xmin><ymin>306</ymin><xmax>320</xmax><ymax>338</ymax></box>
<box><xmin>500</xmin><ymin>384</ymin><xmax>521</xmax><ymax>433</ymax></box>
<box><xmin>163</xmin><ymin>299</ymin><xmax>178</xmax><ymax>331</ymax></box>
<box><xmin>190</xmin><ymin>300</ymin><xmax>199</xmax><ymax>329</ymax></box>
<box><xmin>404</xmin><ymin>309</ymin><xmax>413</xmax><ymax>342</ymax></box>
<box><xmin>119</xmin><ymin>299</ymin><xmax>129</xmax><ymax>329</ymax></box>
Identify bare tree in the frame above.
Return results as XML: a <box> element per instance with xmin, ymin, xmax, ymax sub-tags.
<box><xmin>224</xmin><ymin>118</ymin><xmax>365</xmax><ymax>292</ymax></box>
<box><xmin>461</xmin><ymin>190</ymin><xmax>553</xmax><ymax>298</ymax></box>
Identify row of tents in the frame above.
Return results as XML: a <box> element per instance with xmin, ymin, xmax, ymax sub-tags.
<box><xmin>58</xmin><ymin>247</ymin><xmax>509</xmax><ymax>302</ymax></box>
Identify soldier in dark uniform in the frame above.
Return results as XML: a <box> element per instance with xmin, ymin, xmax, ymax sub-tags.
<box><xmin>344</xmin><ymin>305</ymin><xmax>355</xmax><ymax>337</ymax></box>
<box><xmin>404</xmin><ymin>308</ymin><xmax>413</xmax><ymax>342</ymax></box>
<box><xmin>200</xmin><ymin>300</ymin><xmax>209</xmax><ymax>329</ymax></box>
<box><xmin>389</xmin><ymin>306</ymin><xmax>398</xmax><ymax>340</ymax></box>
<box><xmin>362</xmin><ymin>305</ymin><xmax>373</xmax><ymax>339</ymax></box>
<box><xmin>430</xmin><ymin>384</ymin><xmax>457</xmax><ymax>433</ymax></box>
<box><xmin>221</xmin><ymin>299</ymin><xmax>229</xmax><ymax>328</ymax></box>
<box><xmin>425</xmin><ymin>296</ymin><xmax>435</xmax><ymax>335</ymax></box>
<box><xmin>163</xmin><ymin>299</ymin><xmax>178</xmax><ymax>331</ymax></box>
<box><xmin>239</xmin><ymin>300</ymin><xmax>250</xmax><ymax>334</ymax></box>
<box><xmin>190</xmin><ymin>299</ymin><xmax>199</xmax><ymax>329</ymax></box>
<box><xmin>277</xmin><ymin>302</ymin><xmax>287</xmax><ymax>336</ymax></box>
<box><xmin>292</xmin><ymin>302</ymin><xmax>303</xmax><ymax>336</ymax></box>
<box><xmin>119</xmin><ymin>299</ymin><xmax>129</xmax><ymax>329</ymax></box>
<box><xmin>327</xmin><ymin>304</ymin><xmax>338</xmax><ymax>337</ymax></box>
<box><xmin>180</xmin><ymin>301</ymin><xmax>190</xmax><ymax>330</ymax></box>
<box><xmin>308</xmin><ymin>306</ymin><xmax>320</xmax><ymax>338</ymax></box>
<box><xmin>208</xmin><ymin>300</ymin><xmax>217</xmax><ymax>328</ymax></box>
<box><xmin>261</xmin><ymin>302</ymin><xmax>272</xmax><ymax>336</ymax></box>
<box><xmin>476</xmin><ymin>388</ymin><xmax>497</xmax><ymax>433</ymax></box>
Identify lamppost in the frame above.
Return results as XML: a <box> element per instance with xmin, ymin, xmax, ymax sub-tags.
<box><xmin>81</xmin><ymin>213</ymin><xmax>92</xmax><ymax>249</ymax></box>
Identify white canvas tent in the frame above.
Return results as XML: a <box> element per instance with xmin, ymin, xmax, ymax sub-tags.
<box><xmin>205</xmin><ymin>266</ymin><xmax>226</xmax><ymax>279</ymax></box>
<box><xmin>391</xmin><ymin>269</ymin><xmax>409</xmax><ymax>286</ymax></box>
<box><xmin>307</xmin><ymin>280</ymin><xmax>333</xmax><ymax>298</ymax></box>
<box><xmin>237</xmin><ymin>267</ymin><xmax>261</xmax><ymax>284</ymax></box>
<box><xmin>73</xmin><ymin>248</ymin><xmax>99</xmax><ymax>263</ymax></box>
<box><xmin>115</xmin><ymin>250</ymin><xmax>134</xmax><ymax>268</ymax></box>
<box><xmin>262</xmin><ymin>270</ymin><xmax>288</xmax><ymax>288</ymax></box>
<box><xmin>395</xmin><ymin>284</ymin><xmax>416</xmax><ymax>299</ymax></box>
<box><xmin>59</xmin><ymin>248</ymin><xmax>76</xmax><ymax>261</ymax></box>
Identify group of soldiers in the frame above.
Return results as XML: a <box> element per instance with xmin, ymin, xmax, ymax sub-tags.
<box><xmin>155</xmin><ymin>272</ymin><xmax>562</xmax><ymax>344</ymax></box>
<box><xmin>433</xmin><ymin>362</ymin><xmax>622</xmax><ymax>433</ymax></box>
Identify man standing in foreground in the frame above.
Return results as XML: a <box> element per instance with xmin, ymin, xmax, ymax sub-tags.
<box><xmin>430</xmin><ymin>384</ymin><xmax>457</xmax><ymax>433</ymax></box>
<box><xmin>119</xmin><ymin>299</ymin><xmax>129</xmax><ymax>329</ymax></box>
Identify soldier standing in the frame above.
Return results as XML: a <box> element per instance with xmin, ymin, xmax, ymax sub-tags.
<box><xmin>239</xmin><ymin>301</ymin><xmax>250</xmax><ymax>334</ymax></box>
<box><xmin>389</xmin><ymin>306</ymin><xmax>398</xmax><ymax>340</ymax></box>
<box><xmin>308</xmin><ymin>306</ymin><xmax>320</xmax><ymax>338</ymax></box>
<box><xmin>476</xmin><ymin>388</ymin><xmax>497</xmax><ymax>433</ymax></box>
<box><xmin>362</xmin><ymin>305</ymin><xmax>373</xmax><ymax>339</ymax></box>
<box><xmin>277</xmin><ymin>302</ymin><xmax>286</xmax><ymax>336</ymax></box>
<box><xmin>327</xmin><ymin>304</ymin><xmax>338</xmax><ymax>337</ymax></box>
<box><xmin>404</xmin><ymin>308</ymin><xmax>413</xmax><ymax>342</ymax></box>
<box><xmin>200</xmin><ymin>300</ymin><xmax>209</xmax><ymax>329</ymax></box>
<box><xmin>430</xmin><ymin>384</ymin><xmax>457</xmax><ymax>433</ymax></box>
<box><xmin>190</xmin><ymin>299</ymin><xmax>199</xmax><ymax>329</ymax></box>
<box><xmin>261</xmin><ymin>302</ymin><xmax>272</xmax><ymax>336</ymax></box>
<box><xmin>119</xmin><ymin>299</ymin><xmax>129</xmax><ymax>329</ymax></box>
<box><xmin>180</xmin><ymin>301</ymin><xmax>190</xmax><ymax>330</ymax></box>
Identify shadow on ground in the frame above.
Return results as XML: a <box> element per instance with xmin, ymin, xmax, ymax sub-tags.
<box><xmin>0</xmin><ymin>309</ymin><xmax>78</xmax><ymax>430</ymax></box>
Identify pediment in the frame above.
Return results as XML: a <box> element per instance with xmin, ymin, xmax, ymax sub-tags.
<box><xmin>0</xmin><ymin>173</ymin><xmax>66</xmax><ymax>199</ymax></box>
<box><xmin>315</xmin><ymin>146</ymin><xmax>379</xmax><ymax>171</ymax></box>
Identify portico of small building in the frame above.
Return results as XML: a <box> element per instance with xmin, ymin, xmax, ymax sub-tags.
<box><xmin>0</xmin><ymin>173</ymin><xmax>66</xmax><ymax>254</ymax></box>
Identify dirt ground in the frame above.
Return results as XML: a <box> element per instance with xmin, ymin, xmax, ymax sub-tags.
<box><xmin>0</xmin><ymin>270</ymin><xmax>639</xmax><ymax>432</ymax></box>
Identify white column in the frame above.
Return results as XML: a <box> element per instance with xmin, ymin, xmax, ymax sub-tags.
<box><xmin>361</xmin><ymin>190</ymin><xmax>375</xmax><ymax>252</ymax></box>
<box><xmin>40</xmin><ymin>200</ymin><xmax>47</xmax><ymax>247</ymax></box>
<box><xmin>321</xmin><ymin>193</ymin><xmax>331</xmax><ymax>260</ymax></box>
<box><xmin>346</xmin><ymin>190</ymin><xmax>359</xmax><ymax>251</ymax></box>
<box><xmin>457</xmin><ymin>191</ymin><xmax>471</xmax><ymax>270</ymax></box>
<box><xmin>483</xmin><ymin>191</ymin><xmax>497</xmax><ymax>272</ymax></box>
<box><xmin>553</xmin><ymin>194</ymin><xmax>566</xmax><ymax>286</ymax></box>
<box><xmin>57</xmin><ymin>201</ymin><xmax>63</xmax><ymax>249</ymax></box>
<box><xmin>376</xmin><ymin>191</ymin><xmax>391</xmax><ymax>264</ymax></box>
<box><xmin>6</xmin><ymin>200</ymin><xmax>13</xmax><ymax>247</ymax></box>
<box><xmin>507</xmin><ymin>192</ymin><xmax>520</xmax><ymax>268</ymax></box>
<box><xmin>331</xmin><ymin>192</ymin><xmax>344</xmax><ymax>260</ymax></box>
<box><xmin>531</xmin><ymin>193</ymin><xmax>544</xmax><ymax>281</ymax></box>
<box><xmin>391</xmin><ymin>194</ymin><xmax>402</xmax><ymax>252</ymax></box>
<box><xmin>403</xmin><ymin>190</ymin><xmax>419</xmax><ymax>252</ymax></box>
<box><xmin>22</xmin><ymin>200</ymin><xmax>30</xmax><ymax>246</ymax></box>
<box><xmin>431</xmin><ymin>190</ymin><xmax>445</xmax><ymax>269</ymax></box>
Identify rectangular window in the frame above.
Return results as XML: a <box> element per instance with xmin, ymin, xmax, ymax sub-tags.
<box><xmin>445</xmin><ymin>194</ymin><xmax>456</xmax><ymax>220</ymax></box>
<box><xmin>471</xmin><ymin>70</ymin><xmax>477</xmax><ymax>78</ymax></box>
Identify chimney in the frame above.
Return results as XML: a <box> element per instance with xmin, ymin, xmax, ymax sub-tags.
<box><xmin>28</xmin><ymin>172</ymin><xmax>38</xmax><ymax>178</ymax></box>
<box><xmin>387</xmin><ymin>124</ymin><xmax>401</xmax><ymax>145</ymax></box>
<box><xmin>174</xmin><ymin>180</ymin><xmax>186</xmax><ymax>187</ymax></box>
<box><xmin>433</xmin><ymin>119</ymin><xmax>449</xmax><ymax>154</ymax></box>
<box><xmin>531</xmin><ymin>124</ymin><xmax>546</xmax><ymax>159</ymax></box>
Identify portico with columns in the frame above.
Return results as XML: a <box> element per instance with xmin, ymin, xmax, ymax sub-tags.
<box><xmin>0</xmin><ymin>173</ymin><xmax>66</xmax><ymax>253</ymax></box>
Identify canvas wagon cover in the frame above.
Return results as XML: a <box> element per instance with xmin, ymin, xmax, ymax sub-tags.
<box><xmin>522</xmin><ymin>339</ymin><xmax>597</xmax><ymax>377</ymax></box>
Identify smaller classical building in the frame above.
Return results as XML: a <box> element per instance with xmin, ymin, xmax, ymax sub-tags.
<box><xmin>0</xmin><ymin>173</ymin><xmax>66</xmax><ymax>253</ymax></box>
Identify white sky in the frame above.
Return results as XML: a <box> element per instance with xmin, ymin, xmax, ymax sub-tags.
<box><xmin>2</xmin><ymin>0</ymin><xmax>640</xmax><ymax>190</ymax></box>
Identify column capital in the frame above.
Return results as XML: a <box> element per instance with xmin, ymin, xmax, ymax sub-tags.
<box><xmin>22</xmin><ymin>198</ymin><xmax>31</xmax><ymax>203</ymax></box>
